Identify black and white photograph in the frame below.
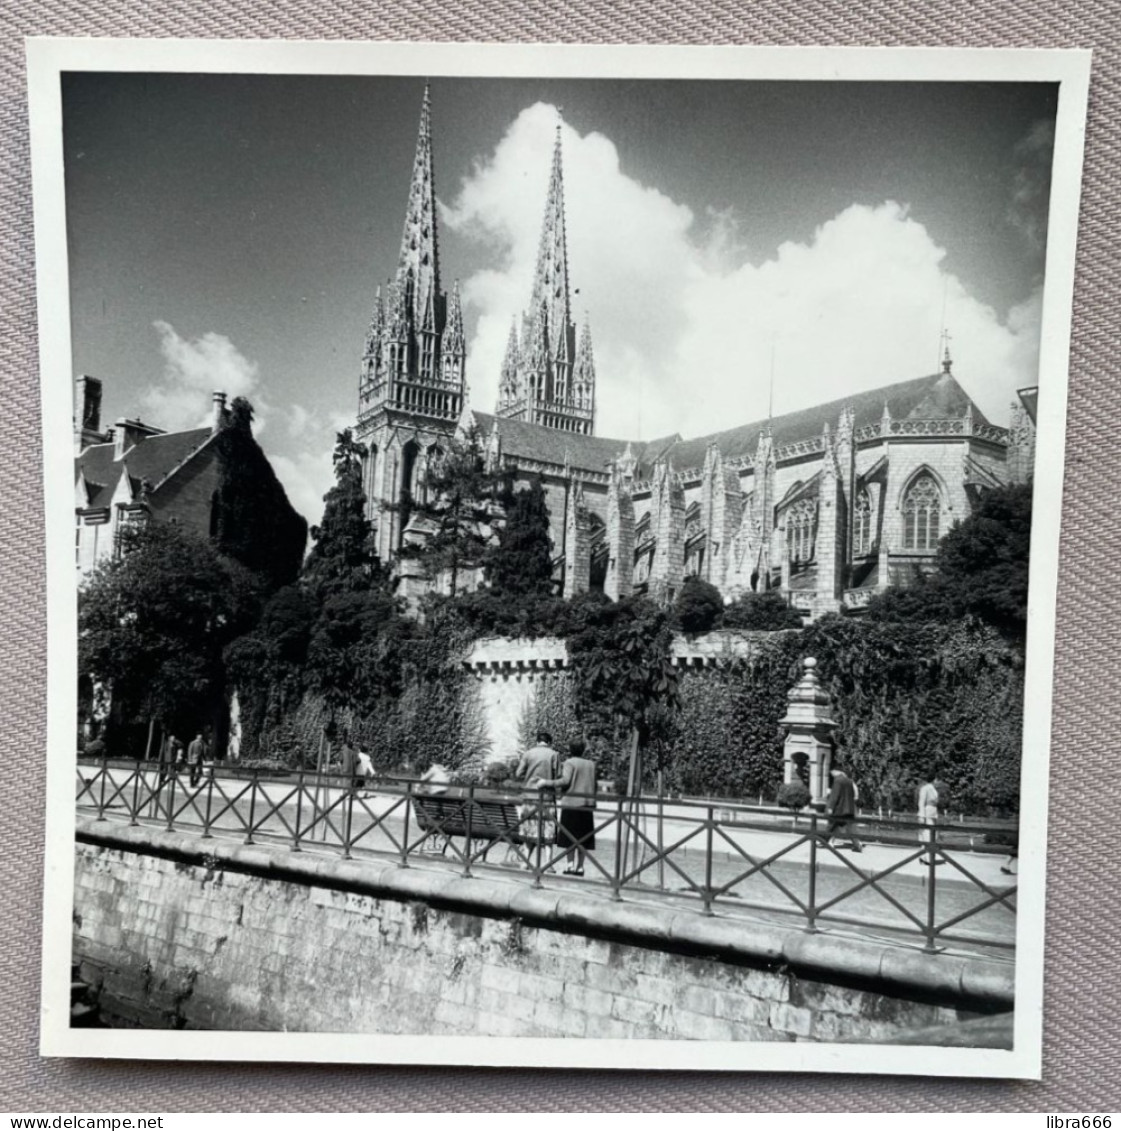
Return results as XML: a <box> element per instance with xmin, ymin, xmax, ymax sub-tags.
<box><xmin>30</xmin><ymin>41</ymin><xmax>1089</xmax><ymax>1075</ymax></box>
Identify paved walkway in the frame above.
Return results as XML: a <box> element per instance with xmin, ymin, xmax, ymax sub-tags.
<box><xmin>79</xmin><ymin>766</ymin><xmax>1017</xmax><ymax>958</ymax></box>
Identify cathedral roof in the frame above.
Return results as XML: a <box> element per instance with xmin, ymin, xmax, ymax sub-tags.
<box><xmin>76</xmin><ymin>427</ymin><xmax>214</xmax><ymax>508</ymax></box>
<box><xmin>645</xmin><ymin>370</ymin><xmax>993</xmax><ymax>478</ymax></box>
<box><xmin>471</xmin><ymin>411</ymin><xmax>646</xmax><ymax>477</ymax></box>
<box><xmin>472</xmin><ymin>370</ymin><xmax>993</xmax><ymax>482</ymax></box>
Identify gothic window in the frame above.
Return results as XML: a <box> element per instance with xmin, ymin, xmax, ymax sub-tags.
<box><xmin>786</xmin><ymin>498</ymin><xmax>816</xmax><ymax>564</ymax></box>
<box><xmin>853</xmin><ymin>488</ymin><xmax>873</xmax><ymax>555</ymax></box>
<box><xmin>902</xmin><ymin>473</ymin><xmax>941</xmax><ymax>550</ymax></box>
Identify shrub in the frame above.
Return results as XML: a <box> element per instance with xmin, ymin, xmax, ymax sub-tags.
<box><xmin>776</xmin><ymin>781</ymin><xmax>811</xmax><ymax>812</ymax></box>
<box><xmin>722</xmin><ymin>591</ymin><xmax>804</xmax><ymax>630</ymax></box>
<box><xmin>673</xmin><ymin>577</ymin><xmax>724</xmax><ymax>634</ymax></box>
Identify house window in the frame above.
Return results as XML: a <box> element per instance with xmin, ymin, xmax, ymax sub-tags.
<box><xmin>903</xmin><ymin>474</ymin><xmax>941</xmax><ymax>550</ymax></box>
<box><xmin>854</xmin><ymin>488</ymin><xmax>873</xmax><ymax>555</ymax></box>
<box><xmin>786</xmin><ymin>498</ymin><xmax>816</xmax><ymax>564</ymax></box>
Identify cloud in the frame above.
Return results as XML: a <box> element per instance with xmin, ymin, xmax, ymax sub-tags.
<box><xmin>140</xmin><ymin>321</ymin><xmax>262</xmax><ymax>431</ymax></box>
<box><xmin>1007</xmin><ymin>118</ymin><xmax>1055</xmax><ymax>255</ymax></box>
<box><xmin>269</xmin><ymin>448</ymin><xmax>336</xmax><ymax>533</ymax></box>
<box><xmin>140</xmin><ymin>323</ymin><xmax>342</xmax><ymax>528</ymax></box>
<box><xmin>445</xmin><ymin>105</ymin><xmax>1044</xmax><ymax>439</ymax></box>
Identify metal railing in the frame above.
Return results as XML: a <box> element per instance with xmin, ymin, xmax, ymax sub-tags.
<box><xmin>76</xmin><ymin>757</ymin><xmax>1017</xmax><ymax>952</ymax></box>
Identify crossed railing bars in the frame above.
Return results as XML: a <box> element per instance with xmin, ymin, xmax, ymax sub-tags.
<box><xmin>76</xmin><ymin>757</ymin><xmax>1017</xmax><ymax>953</ymax></box>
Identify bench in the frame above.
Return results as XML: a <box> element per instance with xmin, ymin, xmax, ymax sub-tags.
<box><xmin>411</xmin><ymin>793</ymin><xmax>550</xmax><ymax>862</ymax></box>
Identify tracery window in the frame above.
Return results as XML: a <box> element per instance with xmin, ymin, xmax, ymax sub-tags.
<box><xmin>853</xmin><ymin>488</ymin><xmax>873</xmax><ymax>555</ymax></box>
<box><xmin>902</xmin><ymin>474</ymin><xmax>941</xmax><ymax>550</ymax></box>
<box><xmin>786</xmin><ymin>498</ymin><xmax>816</xmax><ymax>564</ymax></box>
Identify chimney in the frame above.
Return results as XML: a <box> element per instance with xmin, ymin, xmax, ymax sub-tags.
<box><xmin>113</xmin><ymin>417</ymin><xmax>163</xmax><ymax>461</ymax></box>
<box><xmin>74</xmin><ymin>375</ymin><xmax>103</xmax><ymax>454</ymax></box>
<box><xmin>211</xmin><ymin>391</ymin><xmax>228</xmax><ymax>435</ymax></box>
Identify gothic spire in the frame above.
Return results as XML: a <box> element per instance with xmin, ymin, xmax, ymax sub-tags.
<box><xmin>395</xmin><ymin>83</ymin><xmax>440</xmax><ymax>331</ymax></box>
<box><xmin>497</xmin><ymin>319</ymin><xmax>521</xmax><ymax>411</ymax></box>
<box><xmin>528</xmin><ymin>123</ymin><xmax>571</xmax><ymax>355</ymax></box>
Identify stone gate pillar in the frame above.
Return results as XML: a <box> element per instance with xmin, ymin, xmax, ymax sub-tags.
<box><xmin>779</xmin><ymin>657</ymin><xmax>837</xmax><ymax>804</ymax></box>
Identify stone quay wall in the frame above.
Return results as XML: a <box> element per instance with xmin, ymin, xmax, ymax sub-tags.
<box><xmin>72</xmin><ymin>822</ymin><xmax>1011</xmax><ymax>1040</ymax></box>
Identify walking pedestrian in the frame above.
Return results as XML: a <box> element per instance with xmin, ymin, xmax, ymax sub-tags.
<box><xmin>356</xmin><ymin>745</ymin><xmax>375</xmax><ymax>794</ymax></box>
<box><xmin>824</xmin><ymin>765</ymin><xmax>863</xmax><ymax>852</ymax></box>
<box><xmin>186</xmin><ymin>732</ymin><xmax>205</xmax><ymax>789</ymax></box>
<box><xmin>159</xmin><ymin>735</ymin><xmax>180</xmax><ymax>785</ymax></box>
<box><xmin>539</xmin><ymin>740</ymin><xmax>598</xmax><ymax>876</ymax></box>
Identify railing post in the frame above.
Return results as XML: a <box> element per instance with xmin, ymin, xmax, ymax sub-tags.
<box><xmin>399</xmin><ymin>781</ymin><xmax>411</xmax><ymax>869</ymax></box>
<box><xmin>532</xmin><ymin>787</ymin><xmax>544</xmax><ymax>890</ymax></box>
<box><xmin>806</xmin><ymin>811</ymin><xmax>818</xmax><ymax>933</ymax></box>
<box><xmin>611</xmin><ymin>796</ymin><xmax>625</xmax><ymax>902</ymax></box>
<box><xmin>703</xmin><ymin>805</ymin><xmax>715</xmax><ymax>916</ymax></box>
<box><xmin>463</xmin><ymin>784</ymin><xmax>475</xmax><ymax>878</ymax></box>
<box><xmin>201</xmin><ymin>765</ymin><xmax>215</xmax><ymax>839</ymax></box>
<box><xmin>292</xmin><ymin>771</ymin><xmax>305</xmax><ymax>852</ymax></box>
<box><xmin>165</xmin><ymin>766</ymin><xmax>177</xmax><ymax>832</ymax></box>
<box><xmin>96</xmin><ymin>756</ymin><xmax>109</xmax><ymax>820</ymax></box>
<box><xmin>129</xmin><ymin>764</ymin><xmax>142</xmax><ymax>827</ymax></box>
<box><xmin>245</xmin><ymin>771</ymin><xmax>258</xmax><ymax>845</ymax></box>
<box><xmin>342</xmin><ymin>779</ymin><xmax>355</xmax><ymax>860</ymax></box>
<box><xmin>924</xmin><ymin>821</ymin><xmax>939</xmax><ymax>952</ymax></box>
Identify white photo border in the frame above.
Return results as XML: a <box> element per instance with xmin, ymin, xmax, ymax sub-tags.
<box><xmin>29</xmin><ymin>37</ymin><xmax>1092</xmax><ymax>1078</ymax></box>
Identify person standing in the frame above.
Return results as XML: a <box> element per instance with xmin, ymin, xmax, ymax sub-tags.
<box><xmin>824</xmin><ymin>766</ymin><xmax>863</xmax><ymax>852</ymax></box>
<box><xmin>186</xmin><ymin>732</ymin><xmax>206</xmax><ymax>789</ymax></box>
<box><xmin>159</xmin><ymin>736</ymin><xmax>180</xmax><ymax>786</ymax></box>
<box><xmin>516</xmin><ymin>730</ymin><xmax>560</xmax><ymax>787</ymax></box>
<box><xmin>516</xmin><ymin>730</ymin><xmax>560</xmax><ymax>862</ymax></box>
<box><xmin>539</xmin><ymin>740</ymin><xmax>598</xmax><ymax>876</ymax></box>
<box><xmin>918</xmin><ymin>772</ymin><xmax>940</xmax><ymax>846</ymax></box>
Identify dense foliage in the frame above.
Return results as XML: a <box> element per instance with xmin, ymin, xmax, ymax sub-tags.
<box><xmin>673</xmin><ymin>576</ymin><xmax>724</xmax><ymax>634</ymax></box>
<box><xmin>722</xmin><ymin>591</ymin><xmax>805</xmax><ymax>630</ymax></box>
<box><xmin>485</xmin><ymin>477</ymin><xmax>555</xmax><ymax>597</ymax></box>
<box><xmin>211</xmin><ymin>397</ymin><xmax>308</xmax><ymax>592</ymax></box>
<box><xmin>655</xmin><ymin>616</ymin><xmax>1023</xmax><ymax>814</ymax></box>
<box><xmin>865</xmin><ymin>482</ymin><xmax>1032</xmax><ymax>640</ymax></box>
<box><xmin>79</xmin><ymin>523</ymin><xmax>262</xmax><ymax>749</ymax></box>
<box><xmin>399</xmin><ymin>428</ymin><xmax>503</xmax><ymax>597</ymax></box>
<box><xmin>776</xmin><ymin>781</ymin><xmax>811</xmax><ymax>812</ymax></box>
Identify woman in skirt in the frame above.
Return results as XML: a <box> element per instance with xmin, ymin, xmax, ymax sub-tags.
<box><xmin>538</xmin><ymin>740</ymin><xmax>598</xmax><ymax>876</ymax></box>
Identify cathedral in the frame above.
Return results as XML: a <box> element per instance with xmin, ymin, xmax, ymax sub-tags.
<box><xmin>355</xmin><ymin>87</ymin><xmax>1037</xmax><ymax>619</ymax></box>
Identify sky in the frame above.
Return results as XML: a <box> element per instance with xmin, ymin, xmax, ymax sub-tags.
<box><xmin>62</xmin><ymin>73</ymin><xmax>1058</xmax><ymax>526</ymax></box>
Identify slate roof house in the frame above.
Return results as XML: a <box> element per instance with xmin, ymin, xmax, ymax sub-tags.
<box><xmin>74</xmin><ymin>378</ymin><xmax>306</xmax><ymax>587</ymax></box>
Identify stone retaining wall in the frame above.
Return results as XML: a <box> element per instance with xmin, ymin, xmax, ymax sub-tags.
<box><xmin>72</xmin><ymin>822</ymin><xmax>1011</xmax><ymax>1042</ymax></box>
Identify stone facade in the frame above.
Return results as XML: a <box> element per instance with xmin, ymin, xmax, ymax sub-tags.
<box><xmin>355</xmin><ymin>88</ymin><xmax>1038</xmax><ymax>620</ymax></box>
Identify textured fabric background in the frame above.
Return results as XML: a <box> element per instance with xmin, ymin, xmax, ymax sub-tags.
<box><xmin>2</xmin><ymin>1</ymin><xmax>1117</xmax><ymax>1113</ymax></box>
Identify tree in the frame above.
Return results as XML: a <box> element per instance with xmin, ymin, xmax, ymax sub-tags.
<box><xmin>485</xmin><ymin>476</ymin><xmax>555</xmax><ymax>598</ymax></box>
<box><xmin>564</xmin><ymin>594</ymin><xmax>680</xmax><ymax>791</ymax></box>
<box><xmin>401</xmin><ymin>428</ymin><xmax>503</xmax><ymax>597</ymax></box>
<box><xmin>211</xmin><ymin>397</ymin><xmax>308</xmax><ymax>592</ymax></box>
<box><xmin>303</xmin><ymin>430</ymin><xmax>382</xmax><ymax>602</ymax></box>
<box><xmin>79</xmin><ymin>523</ymin><xmax>262</xmax><ymax>749</ymax></box>
<box><xmin>673</xmin><ymin>576</ymin><xmax>724</xmax><ymax>634</ymax></box>
<box><xmin>299</xmin><ymin>429</ymin><xmax>411</xmax><ymax>720</ymax></box>
<box><xmin>865</xmin><ymin>482</ymin><xmax>1032</xmax><ymax>639</ymax></box>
